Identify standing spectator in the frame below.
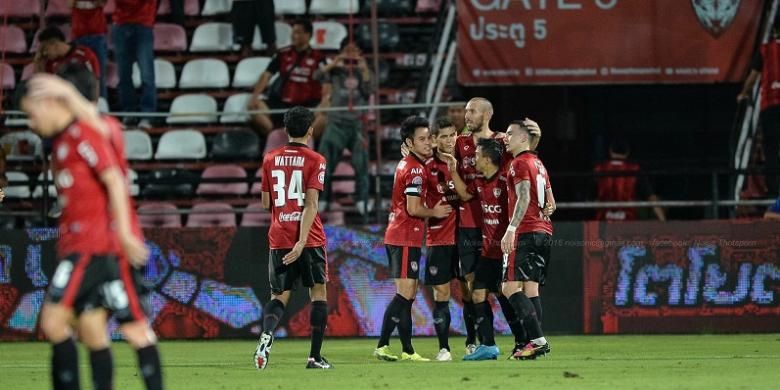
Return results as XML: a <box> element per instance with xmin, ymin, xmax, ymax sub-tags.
<box><xmin>248</xmin><ymin>20</ymin><xmax>326</xmax><ymax>137</ymax></box>
<box><xmin>594</xmin><ymin>139</ymin><xmax>666</xmax><ymax>221</ymax></box>
<box><xmin>315</xmin><ymin>39</ymin><xmax>372</xmax><ymax>215</ymax></box>
<box><xmin>33</xmin><ymin>26</ymin><xmax>100</xmax><ymax>86</ymax></box>
<box><xmin>113</xmin><ymin>0</ymin><xmax>157</xmax><ymax>128</ymax></box>
<box><xmin>70</xmin><ymin>0</ymin><xmax>109</xmax><ymax>99</ymax></box>
<box><xmin>447</xmin><ymin>96</ymin><xmax>468</xmax><ymax>134</ymax></box>
<box><xmin>739</xmin><ymin>25</ymin><xmax>780</xmax><ymax>198</ymax></box>
<box><xmin>231</xmin><ymin>0</ymin><xmax>276</xmax><ymax>57</ymax></box>
<box><xmin>170</xmin><ymin>0</ymin><xmax>186</xmax><ymax>26</ymax></box>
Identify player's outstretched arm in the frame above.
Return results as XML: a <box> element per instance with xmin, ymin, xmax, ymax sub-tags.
<box><xmin>501</xmin><ymin>180</ymin><xmax>530</xmax><ymax>254</ymax></box>
<box><xmin>282</xmin><ymin>188</ymin><xmax>320</xmax><ymax>265</ymax></box>
<box><xmin>101</xmin><ymin>167</ymin><xmax>149</xmax><ymax>266</ymax></box>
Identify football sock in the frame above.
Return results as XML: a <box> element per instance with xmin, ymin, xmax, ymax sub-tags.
<box><xmin>463</xmin><ymin>300</ymin><xmax>477</xmax><ymax>345</ymax></box>
<box><xmin>52</xmin><ymin>337</ymin><xmax>79</xmax><ymax>390</ymax></box>
<box><xmin>377</xmin><ymin>294</ymin><xmax>405</xmax><ymax>348</ymax></box>
<box><xmin>136</xmin><ymin>345</ymin><xmax>163</xmax><ymax>390</ymax></box>
<box><xmin>484</xmin><ymin>298</ymin><xmax>494</xmax><ymax>335</ymax></box>
<box><xmin>530</xmin><ymin>296</ymin><xmax>542</xmax><ymax>325</ymax></box>
<box><xmin>473</xmin><ymin>301</ymin><xmax>496</xmax><ymax>347</ymax></box>
<box><xmin>509</xmin><ymin>292</ymin><xmax>543</xmax><ymax>341</ymax></box>
<box><xmin>262</xmin><ymin>299</ymin><xmax>285</xmax><ymax>334</ymax></box>
<box><xmin>89</xmin><ymin>347</ymin><xmax>113</xmax><ymax>390</ymax></box>
<box><xmin>309</xmin><ymin>301</ymin><xmax>328</xmax><ymax>360</ymax></box>
<box><xmin>433</xmin><ymin>301</ymin><xmax>451</xmax><ymax>351</ymax></box>
<box><xmin>498</xmin><ymin>295</ymin><xmax>527</xmax><ymax>345</ymax></box>
<box><xmin>398</xmin><ymin>296</ymin><xmax>415</xmax><ymax>354</ymax></box>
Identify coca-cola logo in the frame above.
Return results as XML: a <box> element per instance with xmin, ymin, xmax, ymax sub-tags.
<box><xmin>691</xmin><ymin>0</ymin><xmax>741</xmax><ymax>38</ymax></box>
<box><xmin>278</xmin><ymin>211</ymin><xmax>302</xmax><ymax>222</ymax></box>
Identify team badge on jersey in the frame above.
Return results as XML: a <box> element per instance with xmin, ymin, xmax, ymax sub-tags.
<box><xmin>493</xmin><ymin>187</ymin><xmax>502</xmax><ymax>198</ymax></box>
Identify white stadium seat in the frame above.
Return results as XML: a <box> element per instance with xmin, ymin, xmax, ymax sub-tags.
<box><xmin>4</xmin><ymin>172</ymin><xmax>31</xmax><ymax>198</ymax></box>
<box><xmin>155</xmin><ymin>129</ymin><xmax>208</xmax><ymax>159</ymax></box>
<box><xmin>98</xmin><ymin>97</ymin><xmax>110</xmax><ymax>113</ymax></box>
<box><xmin>32</xmin><ymin>171</ymin><xmax>56</xmax><ymax>199</ymax></box>
<box><xmin>134</xmin><ymin>59</ymin><xmax>177</xmax><ymax>88</ymax></box>
<box><xmin>253</xmin><ymin>22</ymin><xmax>292</xmax><ymax>50</ymax></box>
<box><xmin>309</xmin><ymin>0</ymin><xmax>359</xmax><ymax>14</ymax></box>
<box><xmin>179</xmin><ymin>58</ymin><xmax>230</xmax><ymax>89</ymax></box>
<box><xmin>128</xmin><ymin>169</ymin><xmax>140</xmax><ymax>196</ymax></box>
<box><xmin>0</xmin><ymin>131</ymin><xmax>43</xmax><ymax>161</ymax></box>
<box><xmin>311</xmin><ymin>21</ymin><xmax>348</xmax><ymax>50</ymax></box>
<box><xmin>167</xmin><ymin>94</ymin><xmax>219</xmax><ymax>124</ymax></box>
<box><xmin>190</xmin><ymin>22</ymin><xmax>233</xmax><ymax>52</ymax></box>
<box><xmin>274</xmin><ymin>0</ymin><xmax>306</xmax><ymax>15</ymax></box>
<box><xmin>220</xmin><ymin>93</ymin><xmax>253</xmax><ymax>124</ymax></box>
<box><xmin>123</xmin><ymin>130</ymin><xmax>154</xmax><ymax>160</ymax></box>
<box><xmin>201</xmin><ymin>0</ymin><xmax>233</xmax><ymax>16</ymax></box>
<box><xmin>232</xmin><ymin>57</ymin><xmax>271</xmax><ymax>88</ymax></box>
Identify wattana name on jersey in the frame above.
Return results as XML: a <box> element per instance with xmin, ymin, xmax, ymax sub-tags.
<box><xmin>279</xmin><ymin>211</ymin><xmax>302</xmax><ymax>222</ymax></box>
<box><xmin>274</xmin><ymin>155</ymin><xmax>306</xmax><ymax>167</ymax></box>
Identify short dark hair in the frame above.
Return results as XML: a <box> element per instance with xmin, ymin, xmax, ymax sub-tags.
<box><xmin>56</xmin><ymin>63</ymin><xmax>97</xmax><ymax>102</ymax></box>
<box><xmin>39</xmin><ymin>26</ymin><xmax>66</xmax><ymax>43</ymax></box>
<box><xmin>284</xmin><ymin>106</ymin><xmax>315</xmax><ymax>138</ymax></box>
<box><xmin>609</xmin><ymin>138</ymin><xmax>631</xmax><ymax>156</ymax></box>
<box><xmin>292</xmin><ymin>19</ymin><xmax>313</xmax><ymax>35</ymax></box>
<box><xmin>477</xmin><ymin>138</ymin><xmax>504</xmax><ymax>167</ymax></box>
<box><xmin>400</xmin><ymin>115</ymin><xmax>429</xmax><ymax>144</ymax></box>
<box><xmin>431</xmin><ymin>117</ymin><xmax>454</xmax><ymax>136</ymax></box>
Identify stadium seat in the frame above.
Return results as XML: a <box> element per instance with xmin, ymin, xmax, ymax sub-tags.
<box><xmin>202</xmin><ymin>0</ymin><xmax>233</xmax><ymax>16</ymax></box>
<box><xmin>220</xmin><ymin>93</ymin><xmax>252</xmax><ymax>124</ymax></box>
<box><xmin>190</xmin><ymin>22</ymin><xmax>233</xmax><ymax>52</ymax></box>
<box><xmin>0</xmin><ymin>26</ymin><xmax>27</xmax><ymax>53</ymax></box>
<box><xmin>106</xmin><ymin>62</ymin><xmax>118</xmax><ymax>88</ymax></box>
<box><xmin>123</xmin><ymin>130</ymin><xmax>154</xmax><ymax>160</ymax></box>
<box><xmin>263</xmin><ymin>128</ymin><xmax>288</xmax><ymax>155</ymax></box>
<box><xmin>158</xmin><ymin>0</ymin><xmax>200</xmax><ymax>15</ymax></box>
<box><xmin>250</xmin><ymin>168</ymin><xmax>263</xmax><ymax>195</ymax></box>
<box><xmin>273</xmin><ymin>0</ymin><xmax>306</xmax><ymax>15</ymax></box>
<box><xmin>1</xmin><ymin>63</ymin><xmax>14</xmax><ymax>89</ymax></box>
<box><xmin>355</xmin><ymin>23</ymin><xmax>400</xmax><ymax>51</ymax></box>
<box><xmin>167</xmin><ymin>94</ymin><xmax>218</xmax><ymax>124</ymax></box>
<box><xmin>196</xmin><ymin>164</ymin><xmax>249</xmax><ymax>195</ymax></box>
<box><xmin>32</xmin><ymin>171</ymin><xmax>56</xmax><ymax>199</ymax></box>
<box><xmin>0</xmin><ymin>0</ymin><xmax>42</xmax><ymax>17</ymax></box>
<box><xmin>376</xmin><ymin>0</ymin><xmax>413</xmax><ymax>15</ymax></box>
<box><xmin>211</xmin><ymin>129</ymin><xmax>260</xmax><ymax>159</ymax></box>
<box><xmin>134</xmin><ymin>58</ymin><xmax>177</xmax><ymax>89</ymax></box>
<box><xmin>128</xmin><ymin>169</ymin><xmax>140</xmax><ymax>196</ymax></box>
<box><xmin>253</xmin><ymin>21</ymin><xmax>293</xmax><ymax>50</ymax></box>
<box><xmin>186</xmin><ymin>203</ymin><xmax>236</xmax><ymax>227</ymax></box>
<box><xmin>310</xmin><ymin>0</ymin><xmax>359</xmax><ymax>14</ymax></box>
<box><xmin>30</xmin><ymin>25</ymin><xmax>72</xmax><ymax>53</ymax></box>
<box><xmin>142</xmin><ymin>169</ymin><xmax>198</xmax><ymax>197</ymax></box>
<box><xmin>233</xmin><ymin>57</ymin><xmax>271</xmax><ymax>88</ymax></box>
<box><xmin>179</xmin><ymin>58</ymin><xmax>230</xmax><ymax>89</ymax></box>
<box><xmin>98</xmin><ymin>97</ymin><xmax>110</xmax><ymax>113</ymax></box>
<box><xmin>240</xmin><ymin>203</ymin><xmax>271</xmax><ymax>227</ymax></box>
<box><xmin>0</xmin><ymin>131</ymin><xmax>43</xmax><ymax>161</ymax></box>
<box><xmin>154</xmin><ymin>23</ymin><xmax>188</xmax><ymax>52</ymax></box>
<box><xmin>137</xmin><ymin>202</ymin><xmax>182</xmax><ymax>228</ymax></box>
<box><xmin>45</xmin><ymin>0</ymin><xmax>70</xmax><ymax>16</ymax></box>
<box><xmin>311</xmin><ymin>21</ymin><xmax>348</xmax><ymax>51</ymax></box>
<box><xmin>324</xmin><ymin>211</ymin><xmax>345</xmax><ymax>225</ymax></box>
<box><xmin>332</xmin><ymin>162</ymin><xmax>356</xmax><ymax>194</ymax></box>
<box><xmin>4</xmin><ymin>172</ymin><xmax>31</xmax><ymax>198</ymax></box>
<box><xmin>415</xmin><ymin>0</ymin><xmax>441</xmax><ymax>12</ymax></box>
<box><xmin>155</xmin><ymin>129</ymin><xmax>208</xmax><ymax>159</ymax></box>
<box><xmin>21</xmin><ymin>63</ymin><xmax>34</xmax><ymax>81</ymax></box>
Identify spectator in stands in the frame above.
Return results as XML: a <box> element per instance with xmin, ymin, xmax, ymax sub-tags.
<box><xmin>739</xmin><ymin>23</ymin><xmax>780</xmax><ymax>198</ymax></box>
<box><xmin>447</xmin><ymin>96</ymin><xmax>468</xmax><ymax>134</ymax></box>
<box><xmin>248</xmin><ymin>20</ymin><xmax>326</xmax><ymax>137</ymax></box>
<box><xmin>33</xmin><ymin>26</ymin><xmax>100</xmax><ymax>101</ymax></box>
<box><xmin>231</xmin><ymin>0</ymin><xmax>276</xmax><ymax>57</ymax></box>
<box><xmin>69</xmin><ymin>0</ymin><xmax>109</xmax><ymax>99</ymax></box>
<box><xmin>594</xmin><ymin>139</ymin><xmax>666</xmax><ymax>221</ymax></box>
<box><xmin>170</xmin><ymin>0</ymin><xmax>186</xmax><ymax>26</ymax></box>
<box><xmin>315</xmin><ymin>38</ymin><xmax>372</xmax><ymax>215</ymax></box>
<box><xmin>113</xmin><ymin>0</ymin><xmax>157</xmax><ymax>129</ymax></box>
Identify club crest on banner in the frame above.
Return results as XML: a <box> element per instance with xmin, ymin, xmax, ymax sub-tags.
<box><xmin>691</xmin><ymin>0</ymin><xmax>741</xmax><ymax>38</ymax></box>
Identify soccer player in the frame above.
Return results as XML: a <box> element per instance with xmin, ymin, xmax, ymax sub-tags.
<box><xmin>374</xmin><ymin>116</ymin><xmax>452</xmax><ymax>362</ymax></box>
<box><xmin>254</xmin><ymin>106</ymin><xmax>331</xmax><ymax>370</ymax></box>
<box><xmin>424</xmin><ymin>118</ymin><xmax>460</xmax><ymax>361</ymax></box>
<box><xmin>20</xmin><ymin>74</ymin><xmax>156</xmax><ymax>390</ymax></box>
<box><xmin>501</xmin><ymin>119</ymin><xmax>556</xmax><ymax>360</ymax></box>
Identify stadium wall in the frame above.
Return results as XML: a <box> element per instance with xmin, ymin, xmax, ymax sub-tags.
<box><xmin>0</xmin><ymin>222</ymin><xmax>777</xmax><ymax>340</ymax></box>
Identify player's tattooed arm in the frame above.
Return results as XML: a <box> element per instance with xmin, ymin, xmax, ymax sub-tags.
<box><xmin>501</xmin><ymin>180</ymin><xmax>530</xmax><ymax>254</ymax></box>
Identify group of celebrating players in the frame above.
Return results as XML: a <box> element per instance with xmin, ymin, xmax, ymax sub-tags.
<box><xmin>252</xmin><ymin>97</ymin><xmax>555</xmax><ymax>369</ymax></box>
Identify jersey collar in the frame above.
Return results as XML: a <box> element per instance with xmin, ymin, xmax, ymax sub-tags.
<box><xmin>515</xmin><ymin>150</ymin><xmax>538</xmax><ymax>158</ymax></box>
<box><xmin>287</xmin><ymin>142</ymin><xmax>309</xmax><ymax>148</ymax></box>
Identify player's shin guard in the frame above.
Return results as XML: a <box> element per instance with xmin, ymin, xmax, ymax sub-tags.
<box><xmin>463</xmin><ymin>300</ymin><xmax>477</xmax><ymax>345</ymax></box>
<box><xmin>398</xmin><ymin>297</ymin><xmax>415</xmax><ymax>354</ymax></box>
<box><xmin>508</xmin><ymin>292</ymin><xmax>543</xmax><ymax>340</ymax></box>
<box><xmin>52</xmin><ymin>337</ymin><xmax>80</xmax><ymax>390</ymax></box>
<box><xmin>89</xmin><ymin>347</ymin><xmax>113</xmax><ymax>390</ymax></box>
<box><xmin>530</xmin><ymin>296</ymin><xmax>542</xmax><ymax>325</ymax></box>
<box><xmin>473</xmin><ymin>302</ymin><xmax>496</xmax><ymax>346</ymax></box>
<box><xmin>433</xmin><ymin>301</ymin><xmax>451</xmax><ymax>351</ymax></box>
<box><xmin>377</xmin><ymin>294</ymin><xmax>405</xmax><ymax>348</ymax></box>
<box><xmin>309</xmin><ymin>301</ymin><xmax>328</xmax><ymax>361</ymax></box>
<box><xmin>498</xmin><ymin>295</ymin><xmax>527</xmax><ymax>345</ymax></box>
<box><xmin>136</xmin><ymin>345</ymin><xmax>163</xmax><ymax>390</ymax></box>
<box><xmin>262</xmin><ymin>299</ymin><xmax>285</xmax><ymax>334</ymax></box>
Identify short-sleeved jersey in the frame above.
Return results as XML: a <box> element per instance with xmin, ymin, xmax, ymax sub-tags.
<box><xmin>468</xmin><ymin>171</ymin><xmax>510</xmax><ymax>259</ymax></box>
<box><xmin>114</xmin><ymin>0</ymin><xmax>157</xmax><ymax>27</ymax></box>
<box><xmin>267</xmin><ymin>47</ymin><xmax>326</xmax><ymax>105</ymax></box>
<box><xmin>72</xmin><ymin>1</ymin><xmax>108</xmax><ymax>38</ymax></box>
<box><xmin>385</xmin><ymin>154</ymin><xmax>428</xmax><ymax>247</ymax></box>
<box><xmin>425</xmin><ymin>154</ymin><xmax>458</xmax><ymax>246</ymax></box>
<box><xmin>103</xmin><ymin>115</ymin><xmax>142</xmax><ymax>240</ymax></box>
<box><xmin>261</xmin><ymin>143</ymin><xmax>327</xmax><ymax>250</ymax></box>
<box><xmin>507</xmin><ymin>151</ymin><xmax>553</xmax><ymax>236</ymax></box>
<box><xmin>46</xmin><ymin>46</ymin><xmax>101</xmax><ymax>78</ymax></box>
<box><xmin>52</xmin><ymin>120</ymin><xmax>121</xmax><ymax>257</ymax></box>
<box><xmin>594</xmin><ymin>159</ymin><xmax>653</xmax><ymax>221</ymax></box>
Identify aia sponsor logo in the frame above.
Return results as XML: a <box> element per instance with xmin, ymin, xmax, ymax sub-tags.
<box><xmin>691</xmin><ymin>0</ymin><xmax>741</xmax><ymax>38</ymax></box>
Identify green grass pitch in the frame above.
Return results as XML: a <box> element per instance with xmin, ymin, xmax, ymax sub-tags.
<box><xmin>2</xmin><ymin>335</ymin><xmax>780</xmax><ymax>389</ymax></box>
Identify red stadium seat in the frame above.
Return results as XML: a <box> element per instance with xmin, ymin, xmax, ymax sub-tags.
<box><xmin>186</xmin><ymin>203</ymin><xmax>236</xmax><ymax>227</ymax></box>
<box><xmin>45</xmin><ymin>0</ymin><xmax>71</xmax><ymax>17</ymax></box>
<box><xmin>104</xmin><ymin>0</ymin><xmax>116</xmax><ymax>14</ymax></box>
<box><xmin>241</xmin><ymin>203</ymin><xmax>272</xmax><ymax>227</ymax></box>
<box><xmin>154</xmin><ymin>23</ymin><xmax>188</xmax><ymax>52</ymax></box>
<box><xmin>250</xmin><ymin>168</ymin><xmax>263</xmax><ymax>195</ymax></box>
<box><xmin>0</xmin><ymin>26</ymin><xmax>28</xmax><ymax>53</ymax></box>
<box><xmin>20</xmin><ymin>63</ymin><xmax>34</xmax><ymax>81</ymax></box>
<box><xmin>324</xmin><ymin>211</ymin><xmax>345</xmax><ymax>225</ymax></box>
<box><xmin>196</xmin><ymin>164</ymin><xmax>249</xmax><ymax>195</ymax></box>
<box><xmin>1</xmin><ymin>62</ymin><xmax>14</xmax><ymax>89</ymax></box>
<box><xmin>415</xmin><ymin>0</ymin><xmax>441</xmax><ymax>12</ymax></box>
<box><xmin>263</xmin><ymin>128</ymin><xmax>288</xmax><ymax>155</ymax></box>
<box><xmin>0</xmin><ymin>0</ymin><xmax>42</xmax><ymax>17</ymax></box>
<box><xmin>158</xmin><ymin>0</ymin><xmax>200</xmax><ymax>16</ymax></box>
<box><xmin>138</xmin><ymin>203</ymin><xmax>182</xmax><ymax>228</ymax></box>
<box><xmin>332</xmin><ymin>162</ymin><xmax>356</xmax><ymax>194</ymax></box>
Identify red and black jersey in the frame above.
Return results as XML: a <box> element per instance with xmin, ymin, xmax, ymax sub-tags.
<box><xmin>507</xmin><ymin>151</ymin><xmax>553</xmax><ymax>236</ymax></box>
<box><xmin>261</xmin><ymin>143</ymin><xmax>328</xmax><ymax>250</ymax></box>
<box><xmin>103</xmin><ymin>115</ymin><xmax>142</xmax><ymax>240</ymax></box>
<box><xmin>593</xmin><ymin>159</ymin><xmax>654</xmax><ymax>221</ymax></box>
<box><xmin>114</xmin><ymin>0</ymin><xmax>156</xmax><ymax>27</ymax></box>
<box><xmin>468</xmin><ymin>170</ymin><xmax>510</xmax><ymax>259</ymax></box>
<box><xmin>46</xmin><ymin>45</ymin><xmax>100</xmax><ymax>78</ymax></box>
<box><xmin>52</xmin><ymin>120</ymin><xmax>121</xmax><ymax>257</ymax></box>
<box><xmin>385</xmin><ymin>154</ymin><xmax>428</xmax><ymax>247</ymax></box>
<box><xmin>756</xmin><ymin>40</ymin><xmax>780</xmax><ymax>110</ymax></box>
<box><xmin>71</xmin><ymin>1</ymin><xmax>108</xmax><ymax>38</ymax></box>
<box><xmin>267</xmin><ymin>47</ymin><xmax>326</xmax><ymax>105</ymax></box>
<box><xmin>425</xmin><ymin>154</ymin><xmax>458</xmax><ymax>246</ymax></box>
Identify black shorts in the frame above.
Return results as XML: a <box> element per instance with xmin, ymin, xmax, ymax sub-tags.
<box><xmin>45</xmin><ymin>253</ymin><xmax>149</xmax><ymax>324</ymax></box>
<box><xmin>386</xmin><ymin>245</ymin><xmax>422</xmax><ymax>280</ymax></box>
<box><xmin>269</xmin><ymin>247</ymin><xmax>328</xmax><ymax>295</ymax></box>
<box><xmin>425</xmin><ymin>245</ymin><xmax>458</xmax><ymax>285</ymax></box>
<box><xmin>506</xmin><ymin>233</ymin><xmax>552</xmax><ymax>285</ymax></box>
<box><xmin>457</xmin><ymin>228</ymin><xmax>482</xmax><ymax>277</ymax></box>
<box><xmin>473</xmin><ymin>257</ymin><xmax>503</xmax><ymax>293</ymax></box>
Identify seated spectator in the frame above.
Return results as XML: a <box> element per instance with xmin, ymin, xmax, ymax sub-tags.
<box><xmin>315</xmin><ymin>38</ymin><xmax>372</xmax><ymax>215</ymax></box>
<box><xmin>764</xmin><ymin>196</ymin><xmax>780</xmax><ymax>219</ymax></box>
<box><xmin>70</xmin><ymin>0</ymin><xmax>109</xmax><ymax>99</ymax></box>
<box><xmin>594</xmin><ymin>139</ymin><xmax>666</xmax><ymax>221</ymax></box>
<box><xmin>33</xmin><ymin>26</ymin><xmax>101</xmax><ymax>92</ymax></box>
<box><xmin>248</xmin><ymin>19</ymin><xmax>326</xmax><ymax>137</ymax></box>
